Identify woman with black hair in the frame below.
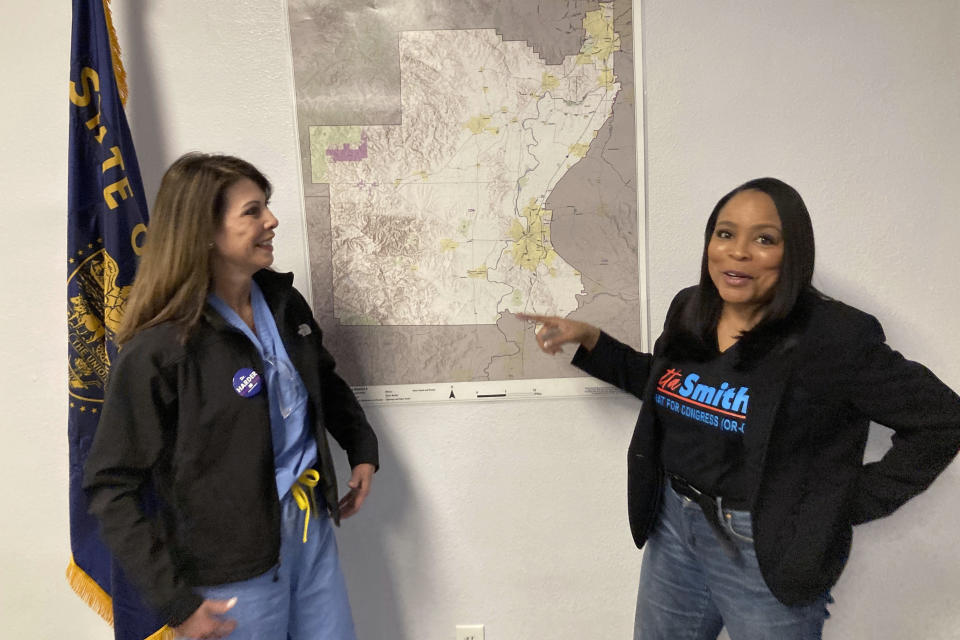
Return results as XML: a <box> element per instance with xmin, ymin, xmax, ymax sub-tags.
<box><xmin>521</xmin><ymin>177</ymin><xmax>960</xmax><ymax>639</ymax></box>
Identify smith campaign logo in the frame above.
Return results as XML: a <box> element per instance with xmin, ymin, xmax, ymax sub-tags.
<box><xmin>655</xmin><ymin>368</ymin><xmax>750</xmax><ymax>433</ymax></box>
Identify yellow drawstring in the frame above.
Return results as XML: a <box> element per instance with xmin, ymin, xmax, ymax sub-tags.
<box><xmin>290</xmin><ymin>469</ymin><xmax>321</xmax><ymax>543</ymax></box>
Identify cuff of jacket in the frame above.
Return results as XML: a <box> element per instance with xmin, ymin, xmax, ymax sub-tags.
<box><xmin>346</xmin><ymin>438</ymin><xmax>380</xmax><ymax>471</ymax></box>
<box><xmin>163</xmin><ymin>589</ymin><xmax>205</xmax><ymax>628</ymax></box>
<box><xmin>845</xmin><ymin>465</ymin><xmax>901</xmax><ymax>526</ymax></box>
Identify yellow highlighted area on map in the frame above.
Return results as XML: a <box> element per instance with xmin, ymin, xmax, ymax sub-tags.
<box><xmin>598</xmin><ymin>67</ymin><xmax>616</xmax><ymax>89</ymax></box>
<box><xmin>463</xmin><ymin>114</ymin><xmax>499</xmax><ymax>135</ymax></box>
<box><xmin>508</xmin><ymin>199</ymin><xmax>556</xmax><ymax>272</ymax></box>
<box><xmin>576</xmin><ymin>7</ymin><xmax>621</xmax><ymax>66</ymax></box>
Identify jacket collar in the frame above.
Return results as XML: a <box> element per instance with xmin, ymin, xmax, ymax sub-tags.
<box><xmin>201</xmin><ymin>269</ymin><xmax>296</xmax><ymax>331</ymax></box>
<box><xmin>253</xmin><ymin>268</ymin><xmax>295</xmax><ymax>311</ymax></box>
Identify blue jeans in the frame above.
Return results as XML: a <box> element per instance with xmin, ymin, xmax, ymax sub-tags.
<box><xmin>634</xmin><ymin>483</ymin><xmax>832</xmax><ymax>640</ymax></box>
<box><xmin>195</xmin><ymin>492</ymin><xmax>356</xmax><ymax>640</ymax></box>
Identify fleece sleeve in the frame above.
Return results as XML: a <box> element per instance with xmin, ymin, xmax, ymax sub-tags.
<box><xmin>844</xmin><ymin>315</ymin><xmax>960</xmax><ymax>525</ymax></box>
<box><xmin>82</xmin><ymin>340</ymin><xmax>203</xmax><ymax>626</ymax></box>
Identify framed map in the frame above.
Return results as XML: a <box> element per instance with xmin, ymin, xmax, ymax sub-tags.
<box><xmin>287</xmin><ymin>0</ymin><xmax>643</xmax><ymax>402</ymax></box>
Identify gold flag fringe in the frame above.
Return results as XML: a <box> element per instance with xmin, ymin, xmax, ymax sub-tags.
<box><xmin>66</xmin><ymin>555</ymin><xmax>114</xmax><ymax>625</ymax></box>
<box><xmin>101</xmin><ymin>0</ymin><xmax>129</xmax><ymax>106</ymax></box>
<box><xmin>67</xmin><ymin>556</ymin><xmax>176</xmax><ymax>639</ymax></box>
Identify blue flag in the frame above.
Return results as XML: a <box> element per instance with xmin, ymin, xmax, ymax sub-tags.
<box><xmin>66</xmin><ymin>1</ymin><xmax>170</xmax><ymax>638</ymax></box>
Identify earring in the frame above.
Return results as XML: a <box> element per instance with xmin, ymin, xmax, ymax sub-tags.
<box><xmin>208</xmin><ymin>242</ymin><xmax>214</xmax><ymax>249</ymax></box>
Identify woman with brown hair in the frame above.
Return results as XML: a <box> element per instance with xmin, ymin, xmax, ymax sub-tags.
<box><xmin>84</xmin><ymin>153</ymin><xmax>378</xmax><ymax>639</ymax></box>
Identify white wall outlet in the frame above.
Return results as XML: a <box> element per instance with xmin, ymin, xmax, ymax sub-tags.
<box><xmin>456</xmin><ymin>624</ymin><xmax>484</xmax><ymax>640</ymax></box>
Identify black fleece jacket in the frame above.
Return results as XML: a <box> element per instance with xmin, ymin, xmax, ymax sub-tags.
<box><xmin>573</xmin><ymin>287</ymin><xmax>960</xmax><ymax>605</ymax></box>
<box><xmin>83</xmin><ymin>270</ymin><xmax>378</xmax><ymax>626</ymax></box>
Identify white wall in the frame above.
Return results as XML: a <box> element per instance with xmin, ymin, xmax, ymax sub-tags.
<box><xmin>1</xmin><ymin>1</ymin><xmax>957</xmax><ymax>639</ymax></box>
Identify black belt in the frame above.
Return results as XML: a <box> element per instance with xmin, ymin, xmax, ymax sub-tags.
<box><xmin>668</xmin><ymin>475</ymin><xmax>751</xmax><ymax>511</ymax></box>
<box><xmin>668</xmin><ymin>475</ymin><xmax>750</xmax><ymax>557</ymax></box>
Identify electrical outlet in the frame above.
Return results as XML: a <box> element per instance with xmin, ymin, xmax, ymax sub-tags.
<box><xmin>456</xmin><ymin>624</ymin><xmax>484</xmax><ymax>640</ymax></box>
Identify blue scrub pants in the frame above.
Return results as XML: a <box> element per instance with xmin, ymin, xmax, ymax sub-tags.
<box><xmin>634</xmin><ymin>482</ymin><xmax>832</xmax><ymax>640</ymax></box>
<box><xmin>196</xmin><ymin>492</ymin><xmax>356</xmax><ymax>640</ymax></box>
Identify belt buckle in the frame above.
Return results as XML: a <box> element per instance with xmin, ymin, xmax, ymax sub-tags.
<box><xmin>670</xmin><ymin>475</ymin><xmax>739</xmax><ymax>558</ymax></box>
<box><xmin>670</xmin><ymin>475</ymin><xmax>704</xmax><ymax>504</ymax></box>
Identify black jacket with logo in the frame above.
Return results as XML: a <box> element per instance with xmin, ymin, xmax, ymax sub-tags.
<box><xmin>572</xmin><ymin>287</ymin><xmax>960</xmax><ymax>605</ymax></box>
<box><xmin>83</xmin><ymin>270</ymin><xmax>378</xmax><ymax>626</ymax></box>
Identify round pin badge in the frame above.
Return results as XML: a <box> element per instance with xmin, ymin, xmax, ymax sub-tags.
<box><xmin>233</xmin><ymin>367</ymin><xmax>262</xmax><ymax>397</ymax></box>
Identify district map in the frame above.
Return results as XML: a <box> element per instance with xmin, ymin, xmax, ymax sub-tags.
<box><xmin>288</xmin><ymin>0</ymin><xmax>642</xmax><ymax>400</ymax></box>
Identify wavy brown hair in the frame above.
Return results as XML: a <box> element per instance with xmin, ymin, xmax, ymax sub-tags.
<box><xmin>117</xmin><ymin>153</ymin><xmax>272</xmax><ymax>344</ymax></box>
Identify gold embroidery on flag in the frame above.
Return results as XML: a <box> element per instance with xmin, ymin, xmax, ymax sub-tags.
<box><xmin>68</xmin><ymin>245</ymin><xmax>131</xmax><ymax>402</ymax></box>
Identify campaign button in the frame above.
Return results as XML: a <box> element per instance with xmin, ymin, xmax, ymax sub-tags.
<box><xmin>233</xmin><ymin>368</ymin><xmax>262</xmax><ymax>397</ymax></box>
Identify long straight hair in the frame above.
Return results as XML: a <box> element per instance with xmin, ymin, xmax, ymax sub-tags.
<box><xmin>117</xmin><ymin>153</ymin><xmax>272</xmax><ymax>344</ymax></box>
<box><xmin>673</xmin><ymin>177</ymin><xmax>818</xmax><ymax>355</ymax></box>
